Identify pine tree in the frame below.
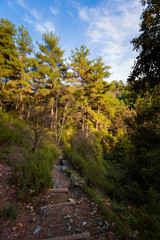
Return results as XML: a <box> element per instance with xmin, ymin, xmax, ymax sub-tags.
<box><xmin>0</xmin><ymin>19</ymin><xmax>20</xmax><ymax>82</ymax></box>
<box><xmin>69</xmin><ymin>45</ymin><xmax>93</xmax><ymax>134</ymax></box>
<box><xmin>0</xmin><ymin>19</ymin><xmax>20</xmax><ymax>110</ymax></box>
<box><xmin>15</xmin><ymin>25</ymin><xmax>34</xmax><ymax>119</ymax></box>
<box><xmin>128</xmin><ymin>0</ymin><xmax>160</xmax><ymax>96</ymax></box>
<box><xmin>85</xmin><ymin>57</ymin><xmax>111</xmax><ymax>131</ymax></box>
<box><xmin>36</xmin><ymin>32</ymin><xmax>66</xmax><ymax>135</ymax></box>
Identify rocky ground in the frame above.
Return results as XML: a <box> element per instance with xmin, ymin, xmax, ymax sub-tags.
<box><xmin>0</xmin><ymin>159</ymin><xmax>116</xmax><ymax>240</ymax></box>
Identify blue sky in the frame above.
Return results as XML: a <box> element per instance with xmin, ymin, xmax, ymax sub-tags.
<box><xmin>0</xmin><ymin>0</ymin><xmax>143</xmax><ymax>82</ymax></box>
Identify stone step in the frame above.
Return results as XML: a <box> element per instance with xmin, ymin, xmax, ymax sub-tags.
<box><xmin>41</xmin><ymin>202</ymin><xmax>75</xmax><ymax>211</ymax></box>
<box><xmin>47</xmin><ymin>188</ymin><xmax>69</xmax><ymax>194</ymax></box>
<box><xmin>43</xmin><ymin>232</ymin><xmax>90</xmax><ymax>240</ymax></box>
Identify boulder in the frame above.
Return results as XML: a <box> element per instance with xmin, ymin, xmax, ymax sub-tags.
<box><xmin>61</xmin><ymin>165</ymin><xmax>69</xmax><ymax>172</ymax></box>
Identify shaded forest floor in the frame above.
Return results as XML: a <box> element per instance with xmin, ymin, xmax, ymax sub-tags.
<box><xmin>0</xmin><ymin>159</ymin><xmax>116</xmax><ymax>240</ymax></box>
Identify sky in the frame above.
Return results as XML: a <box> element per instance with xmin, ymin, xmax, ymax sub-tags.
<box><xmin>0</xmin><ymin>0</ymin><xmax>143</xmax><ymax>83</ymax></box>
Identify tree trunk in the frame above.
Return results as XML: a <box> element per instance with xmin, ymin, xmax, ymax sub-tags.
<box><xmin>58</xmin><ymin>100</ymin><xmax>70</xmax><ymax>144</ymax></box>
<box><xmin>19</xmin><ymin>93</ymin><xmax>24</xmax><ymax>119</ymax></box>
<box><xmin>32</xmin><ymin>127</ymin><xmax>39</xmax><ymax>152</ymax></box>
<box><xmin>55</xmin><ymin>93</ymin><xmax>59</xmax><ymax>142</ymax></box>
<box><xmin>0</xmin><ymin>99</ymin><xmax>2</xmax><ymax>110</ymax></box>
<box><xmin>96</xmin><ymin>100</ymin><xmax>100</xmax><ymax>130</ymax></box>
<box><xmin>85</xmin><ymin>112</ymin><xmax>89</xmax><ymax>138</ymax></box>
<box><xmin>27</xmin><ymin>104</ymin><xmax>31</xmax><ymax>120</ymax></box>
<box><xmin>82</xmin><ymin>103</ymin><xmax>85</xmax><ymax>133</ymax></box>
<box><xmin>16</xmin><ymin>98</ymin><xmax>20</xmax><ymax>110</ymax></box>
<box><xmin>50</xmin><ymin>104</ymin><xmax>54</xmax><ymax>131</ymax></box>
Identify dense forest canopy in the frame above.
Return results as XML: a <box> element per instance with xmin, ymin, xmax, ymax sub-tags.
<box><xmin>0</xmin><ymin>0</ymin><xmax>160</xmax><ymax>239</ymax></box>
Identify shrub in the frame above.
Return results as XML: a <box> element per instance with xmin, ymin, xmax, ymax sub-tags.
<box><xmin>0</xmin><ymin>111</ymin><xmax>27</xmax><ymax>146</ymax></box>
<box><xmin>14</xmin><ymin>145</ymin><xmax>59</xmax><ymax>195</ymax></box>
<box><xmin>1</xmin><ymin>203</ymin><xmax>18</xmax><ymax>220</ymax></box>
<box><xmin>63</xmin><ymin>133</ymin><xmax>106</xmax><ymax>188</ymax></box>
<box><xmin>63</xmin><ymin>147</ymin><xmax>86</xmax><ymax>172</ymax></box>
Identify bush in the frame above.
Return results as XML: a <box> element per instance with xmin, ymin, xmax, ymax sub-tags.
<box><xmin>0</xmin><ymin>111</ymin><xmax>27</xmax><ymax>146</ymax></box>
<box><xmin>1</xmin><ymin>203</ymin><xmax>18</xmax><ymax>220</ymax></box>
<box><xmin>63</xmin><ymin>147</ymin><xmax>86</xmax><ymax>172</ymax></box>
<box><xmin>64</xmin><ymin>133</ymin><xmax>106</xmax><ymax>188</ymax></box>
<box><xmin>14</xmin><ymin>145</ymin><xmax>59</xmax><ymax>195</ymax></box>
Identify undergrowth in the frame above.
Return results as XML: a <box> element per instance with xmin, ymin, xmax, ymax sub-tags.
<box><xmin>63</xmin><ymin>132</ymin><xmax>160</xmax><ymax>240</ymax></box>
<box><xmin>0</xmin><ymin>110</ymin><xmax>59</xmax><ymax>196</ymax></box>
<box><xmin>1</xmin><ymin>203</ymin><xmax>18</xmax><ymax>220</ymax></box>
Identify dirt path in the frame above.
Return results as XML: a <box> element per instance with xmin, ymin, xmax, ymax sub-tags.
<box><xmin>0</xmin><ymin>159</ymin><xmax>115</xmax><ymax>240</ymax></box>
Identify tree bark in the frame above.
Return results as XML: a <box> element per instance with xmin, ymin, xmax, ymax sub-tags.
<box><xmin>85</xmin><ymin>112</ymin><xmax>88</xmax><ymax>137</ymax></box>
<box><xmin>16</xmin><ymin>98</ymin><xmax>20</xmax><ymax>110</ymax></box>
<box><xmin>55</xmin><ymin>93</ymin><xmax>59</xmax><ymax>142</ymax></box>
<box><xmin>27</xmin><ymin>104</ymin><xmax>31</xmax><ymax>120</ymax></box>
<box><xmin>19</xmin><ymin>93</ymin><xmax>24</xmax><ymax>119</ymax></box>
<box><xmin>96</xmin><ymin>100</ymin><xmax>100</xmax><ymax>130</ymax></box>
<box><xmin>50</xmin><ymin>104</ymin><xmax>54</xmax><ymax>131</ymax></box>
<box><xmin>82</xmin><ymin>103</ymin><xmax>85</xmax><ymax>133</ymax></box>
<box><xmin>58</xmin><ymin>100</ymin><xmax>70</xmax><ymax>144</ymax></box>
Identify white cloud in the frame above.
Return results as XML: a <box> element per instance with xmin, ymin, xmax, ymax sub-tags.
<box><xmin>16</xmin><ymin>0</ymin><xmax>54</xmax><ymax>34</ymax></box>
<box><xmin>35</xmin><ymin>21</ymin><xmax>55</xmax><ymax>33</ymax></box>
<box><xmin>50</xmin><ymin>1</ymin><xmax>61</xmax><ymax>15</ymax></box>
<box><xmin>30</xmin><ymin>9</ymin><xmax>41</xmax><ymax>20</ymax></box>
<box><xmin>79</xmin><ymin>7</ymin><xmax>89</xmax><ymax>21</ymax></box>
<box><xmin>16</xmin><ymin>0</ymin><xmax>27</xmax><ymax>8</ymax></box>
<box><xmin>70</xmin><ymin>0</ymin><xmax>142</xmax><ymax>82</ymax></box>
<box><xmin>23</xmin><ymin>14</ymin><xmax>34</xmax><ymax>24</ymax></box>
<box><xmin>43</xmin><ymin>21</ymin><xmax>55</xmax><ymax>32</ymax></box>
<box><xmin>50</xmin><ymin>6</ymin><xmax>58</xmax><ymax>15</ymax></box>
<box><xmin>67</xmin><ymin>10</ymin><xmax>74</xmax><ymax>18</ymax></box>
<box><xmin>35</xmin><ymin>23</ymin><xmax>46</xmax><ymax>33</ymax></box>
<box><xmin>8</xmin><ymin>1</ymin><xmax>13</xmax><ymax>7</ymax></box>
<box><xmin>16</xmin><ymin>0</ymin><xmax>41</xmax><ymax>20</ymax></box>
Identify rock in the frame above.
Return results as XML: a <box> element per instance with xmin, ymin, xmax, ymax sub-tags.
<box><xmin>33</xmin><ymin>226</ymin><xmax>41</xmax><ymax>235</ymax></box>
<box><xmin>29</xmin><ymin>190</ymin><xmax>35</xmax><ymax>194</ymax></box>
<box><xmin>96</xmin><ymin>218</ymin><xmax>102</xmax><ymax>226</ymax></box>
<box><xmin>132</xmin><ymin>232</ymin><xmax>138</xmax><ymax>239</ymax></box>
<box><xmin>64</xmin><ymin>215</ymin><xmax>71</xmax><ymax>219</ymax></box>
<box><xmin>75</xmin><ymin>228</ymin><xmax>82</xmax><ymax>233</ymax></box>
<box><xmin>98</xmin><ymin>237</ymin><xmax>103</xmax><ymax>240</ymax></box>
<box><xmin>65</xmin><ymin>222</ymin><xmax>71</xmax><ymax>231</ymax></box>
<box><xmin>62</xmin><ymin>160</ymin><xmax>67</xmax><ymax>165</ymax></box>
<box><xmin>61</xmin><ymin>165</ymin><xmax>69</xmax><ymax>172</ymax></box>
<box><xmin>97</xmin><ymin>226</ymin><xmax>103</xmax><ymax>233</ymax></box>
<box><xmin>42</xmin><ymin>208</ymin><xmax>50</xmax><ymax>215</ymax></box>
<box><xmin>68</xmin><ymin>198</ymin><xmax>75</xmax><ymax>203</ymax></box>
<box><xmin>112</xmin><ymin>222</ymin><xmax>116</xmax><ymax>227</ymax></box>
<box><xmin>82</xmin><ymin>221</ymin><xmax>87</xmax><ymax>226</ymax></box>
<box><xmin>47</xmin><ymin>233</ymin><xmax>54</xmax><ymax>238</ymax></box>
<box><xmin>69</xmin><ymin>181</ymin><xmax>78</xmax><ymax>190</ymax></box>
<box><xmin>104</xmin><ymin>221</ymin><xmax>109</xmax><ymax>230</ymax></box>
<box><xmin>65</xmin><ymin>222</ymin><xmax>70</xmax><ymax>226</ymax></box>
<box><xmin>30</xmin><ymin>217</ymin><xmax>36</xmax><ymax>223</ymax></box>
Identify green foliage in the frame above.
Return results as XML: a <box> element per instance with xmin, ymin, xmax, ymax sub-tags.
<box><xmin>2</xmin><ymin>203</ymin><xmax>18</xmax><ymax>220</ymax></box>
<box><xmin>0</xmin><ymin>111</ymin><xmax>29</xmax><ymax>146</ymax></box>
<box><xmin>64</xmin><ymin>133</ymin><xmax>106</xmax><ymax>188</ymax></box>
<box><xmin>14</xmin><ymin>144</ymin><xmax>59</xmax><ymax>195</ymax></box>
<box><xmin>85</xmin><ymin>187</ymin><xmax>131</xmax><ymax>240</ymax></box>
<box><xmin>0</xmin><ymin>124</ymin><xmax>23</xmax><ymax>145</ymax></box>
<box><xmin>128</xmin><ymin>0</ymin><xmax>160</xmax><ymax>96</ymax></box>
<box><xmin>0</xmin><ymin>18</ymin><xmax>20</xmax><ymax>80</ymax></box>
<box><xmin>0</xmin><ymin>111</ymin><xmax>59</xmax><ymax>196</ymax></box>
